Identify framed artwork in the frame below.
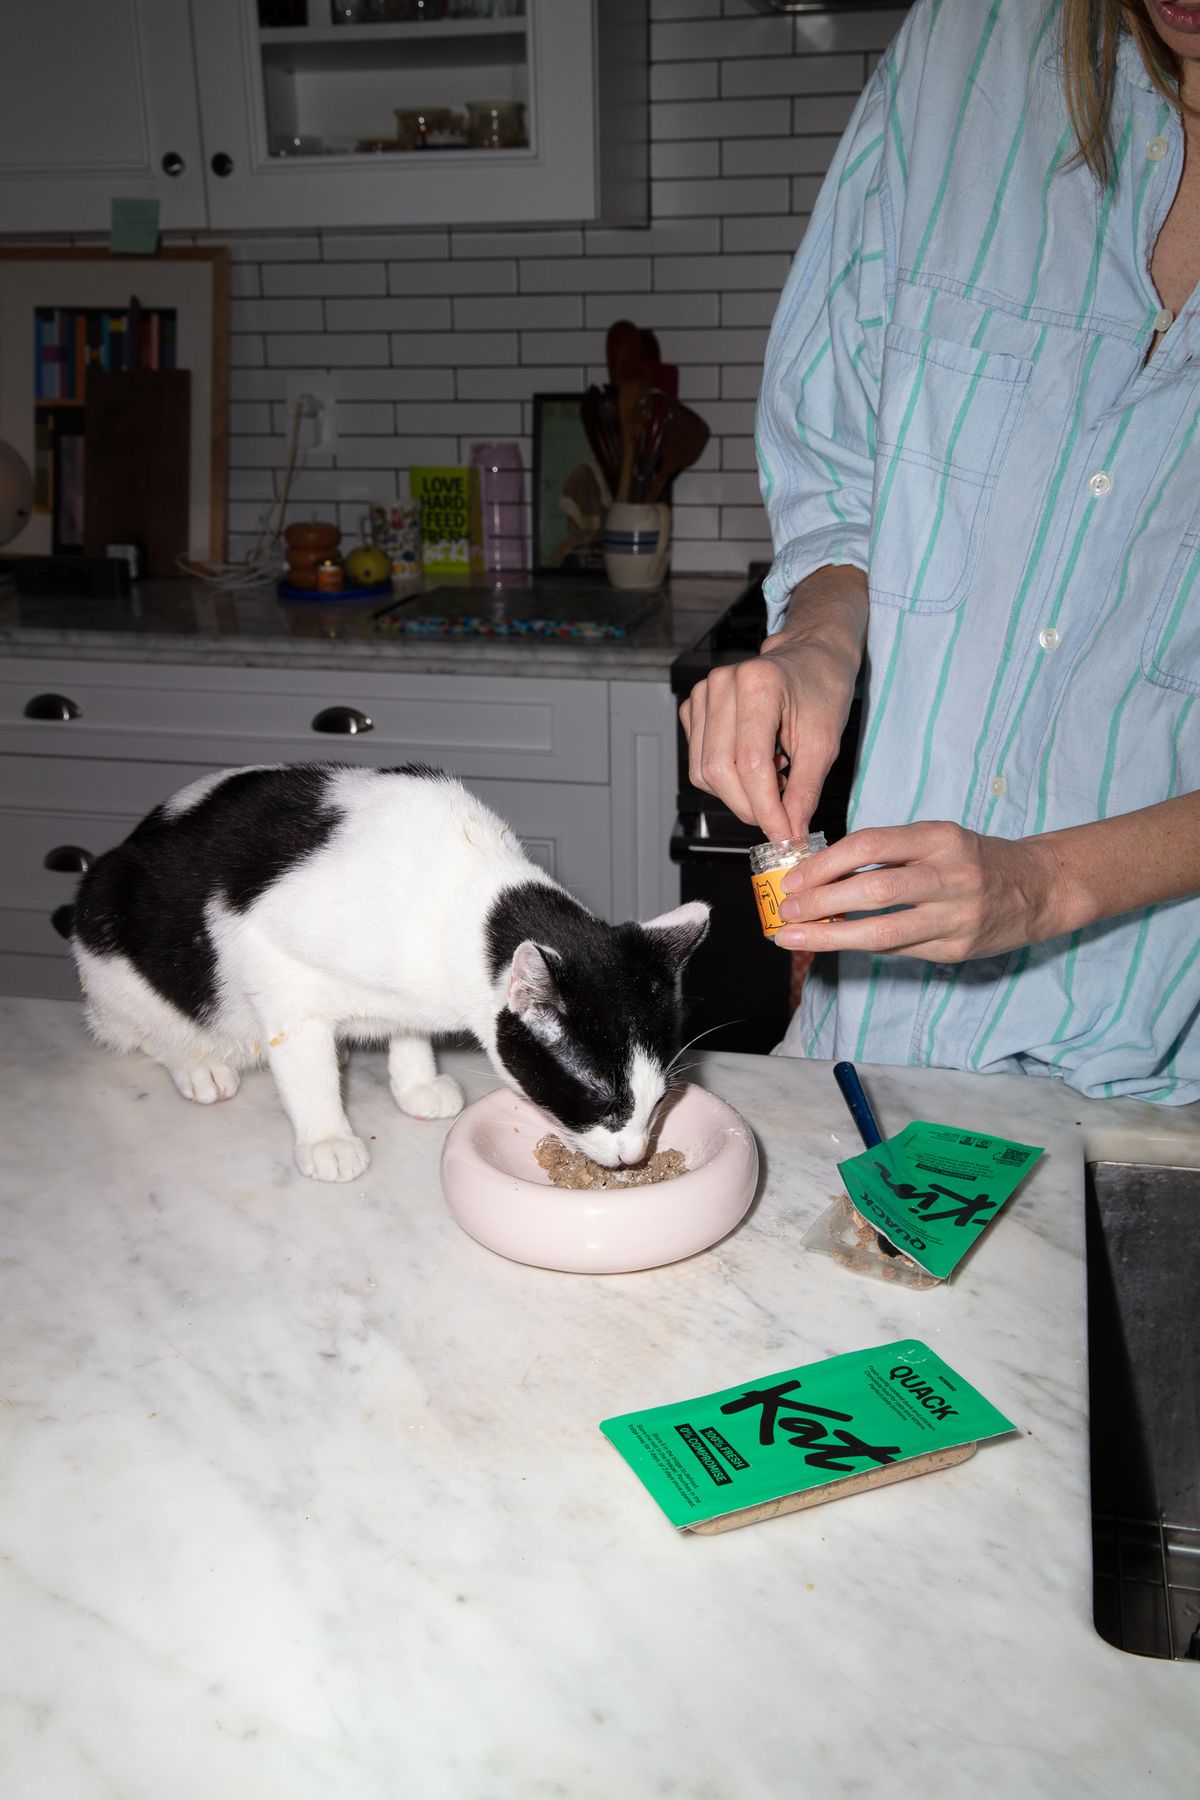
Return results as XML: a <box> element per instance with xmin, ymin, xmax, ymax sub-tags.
<box><xmin>531</xmin><ymin>392</ymin><xmax>608</xmax><ymax>575</ymax></box>
<box><xmin>0</xmin><ymin>246</ymin><xmax>229</xmax><ymax>563</ymax></box>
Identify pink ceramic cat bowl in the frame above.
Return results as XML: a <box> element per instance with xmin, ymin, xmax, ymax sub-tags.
<box><xmin>439</xmin><ymin>1083</ymin><xmax>759</xmax><ymax>1274</ymax></box>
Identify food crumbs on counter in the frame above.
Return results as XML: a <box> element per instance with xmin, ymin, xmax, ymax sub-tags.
<box><xmin>535</xmin><ymin>1134</ymin><xmax>686</xmax><ymax>1189</ymax></box>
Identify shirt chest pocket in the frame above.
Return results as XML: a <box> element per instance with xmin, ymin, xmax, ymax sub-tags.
<box><xmin>870</xmin><ymin>324</ymin><xmax>1033</xmax><ymax>614</ymax></box>
<box><xmin>1141</xmin><ymin>525</ymin><xmax>1200</xmax><ymax>697</ymax></box>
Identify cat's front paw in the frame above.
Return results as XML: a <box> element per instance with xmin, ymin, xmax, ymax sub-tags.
<box><xmin>393</xmin><ymin>1075</ymin><xmax>464</xmax><ymax>1120</ymax></box>
<box><xmin>295</xmin><ymin>1135</ymin><xmax>370</xmax><ymax>1183</ymax></box>
<box><xmin>169</xmin><ymin>1060</ymin><xmax>241</xmax><ymax>1104</ymax></box>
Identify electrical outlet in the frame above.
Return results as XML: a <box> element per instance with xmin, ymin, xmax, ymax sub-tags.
<box><xmin>283</xmin><ymin>374</ymin><xmax>337</xmax><ymax>452</ymax></box>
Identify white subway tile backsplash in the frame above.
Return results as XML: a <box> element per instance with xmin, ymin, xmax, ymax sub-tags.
<box><xmin>456</xmin><ymin>367</ymin><xmax>586</xmax><ymax>400</ymax></box>
<box><xmin>331</xmin><ymin>367</ymin><xmax>454</xmax><ymax>400</ymax></box>
<box><xmin>655</xmin><ymin>253</ymin><xmax>789</xmax><ymax>290</ymax></box>
<box><xmin>652</xmin><ymin>18</ymin><xmax>793</xmax><ymax>61</ymax></box>
<box><xmin>520</xmin><ymin>258</ymin><xmax>652</xmax><ymax>294</ymax></box>
<box><xmin>453</xmin><ymin>295</ymin><xmax>583</xmax><ymax>331</ymax></box>
<box><xmin>390</xmin><ymin>332</ymin><xmax>519</xmax><ymax>366</ymax></box>
<box><xmin>722</xmin><ymin>215</ymin><xmax>806</xmax><ymax>254</ymax></box>
<box><xmin>653</xmin><ymin>177</ymin><xmax>790</xmax><ymax>216</ymax></box>
<box><xmin>231</xmin><ymin>297</ymin><xmax>324</xmax><ymax>334</ymax></box>
<box><xmin>451</xmin><ymin>228</ymin><xmax>583</xmax><ymax>259</ymax></box>
<box><xmin>651</xmin><ymin>141</ymin><xmax>721</xmax><ymax>181</ymax></box>
<box><xmin>326</xmin><ymin>297</ymin><xmax>452</xmax><ymax>332</ymax></box>
<box><xmin>584</xmin><ymin>219</ymin><xmax>721</xmax><ymax>256</ymax></box>
<box><xmin>720</xmin><ymin>362</ymin><xmax>765</xmax><ymax>398</ymax></box>
<box><xmin>793</xmin><ymin>8</ymin><xmax>907</xmax><ymax>54</ymax></box>
<box><xmin>209</xmin><ymin>9</ymin><xmax>912</xmax><ymax>576</ymax></box>
<box><xmin>392</xmin><ymin>402</ymin><xmax>523</xmax><ymax>436</ymax></box>
<box><xmin>332</xmin><ymin>403</ymin><xmax>396</xmax><ymax>435</ymax></box>
<box><xmin>390</xmin><ymin>260</ymin><xmax>518</xmax><ymax>296</ymax></box>
<box><xmin>650</xmin><ymin>61</ymin><xmax>719</xmax><ymax>102</ymax></box>
<box><xmin>721</xmin><ymin>290</ymin><xmax>786</xmax><ymax>328</ymax></box>
<box><xmin>267</xmin><ymin>333</ymin><xmax>389</xmax><ymax>366</ymax></box>
<box><xmin>262</xmin><ymin>262</ymin><xmax>387</xmax><ymax>296</ymax></box>
<box><xmin>722</xmin><ymin>135</ymin><xmax>842</xmax><ymax>178</ymax></box>
<box><xmin>583</xmin><ymin>291</ymin><xmax>720</xmax><ymax>331</ymax></box>
<box><xmin>323</xmin><ymin>231</ymin><xmax>449</xmax><ymax>260</ymax></box>
<box><xmin>720</xmin><ymin>53</ymin><xmax>863</xmax><ymax>98</ymax></box>
<box><xmin>653</xmin><ymin>98</ymin><xmax>790</xmax><ymax>140</ymax></box>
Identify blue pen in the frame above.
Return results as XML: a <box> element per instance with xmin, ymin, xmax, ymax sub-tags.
<box><xmin>832</xmin><ymin>1061</ymin><xmax>899</xmax><ymax>1256</ymax></box>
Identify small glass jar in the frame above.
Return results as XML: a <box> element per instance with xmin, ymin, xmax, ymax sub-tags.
<box><xmin>748</xmin><ymin>832</ymin><xmax>827</xmax><ymax>939</ymax></box>
<box><xmin>315</xmin><ymin>558</ymin><xmax>345</xmax><ymax>592</ymax></box>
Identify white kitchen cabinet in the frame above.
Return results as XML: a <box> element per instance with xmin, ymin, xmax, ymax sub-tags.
<box><xmin>0</xmin><ymin>655</ymin><xmax>678</xmax><ymax>1000</ymax></box>
<box><xmin>0</xmin><ymin>1</ymin><xmax>646</xmax><ymax>236</ymax></box>
<box><xmin>0</xmin><ymin>0</ymin><xmax>209</xmax><ymax>235</ymax></box>
<box><xmin>192</xmin><ymin>0</ymin><xmax>647</xmax><ymax>230</ymax></box>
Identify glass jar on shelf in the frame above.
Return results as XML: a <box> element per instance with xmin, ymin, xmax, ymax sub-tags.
<box><xmin>466</xmin><ymin>101</ymin><xmax>526</xmax><ymax>149</ymax></box>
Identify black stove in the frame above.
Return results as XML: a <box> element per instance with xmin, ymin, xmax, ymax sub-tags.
<box><xmin>667</xmin><ymin>565</ymin><xmax>861</xmax><ymax>1053</ymax></box>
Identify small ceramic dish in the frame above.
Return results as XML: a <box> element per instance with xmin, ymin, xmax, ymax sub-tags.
<box><xmin>439</xmin><ymin>1082</ymin><xmax>759</xmax><ymax>1274</ymax></box>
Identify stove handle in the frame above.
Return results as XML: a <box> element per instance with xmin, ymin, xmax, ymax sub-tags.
<box><xmin>676</xmin><ymin>840</ymin><xmax>751</xmax><ymax>856</ymax></box>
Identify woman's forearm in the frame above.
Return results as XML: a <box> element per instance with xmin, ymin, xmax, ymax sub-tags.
<box><xmin>1034</xmin><ymin>790</ymin><xmax>1200</xmax><ymax>936</ymax></box>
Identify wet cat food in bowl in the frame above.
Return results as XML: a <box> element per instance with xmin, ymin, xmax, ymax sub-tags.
<box><xmin>440</xmin><ymin>1083</ymin><xmax>758</xmax><ymax>1273</ymax></box>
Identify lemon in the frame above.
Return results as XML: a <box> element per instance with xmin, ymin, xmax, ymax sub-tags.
<box><xmin>344</xmin><ymin>544</ymin><xmax>392</xmax><ymax>587</ymax></box>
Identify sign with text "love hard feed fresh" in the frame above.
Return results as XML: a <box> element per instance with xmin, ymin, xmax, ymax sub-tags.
<box><xmin>601</xmin><ymin>1341</ymin><xmax>1014</xmax><ymax>1530</ymax></box>
<box><xmin>838</xmin><ymin>1122</ymin><xmax>1045</xmax><ymax>1280</ymax></box>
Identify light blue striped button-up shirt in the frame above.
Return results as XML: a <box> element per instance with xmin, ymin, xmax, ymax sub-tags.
<box><xmin>757</xmin><ymin>0</ymin><xmax>1200</xmax><ymax>1103</ymax></box>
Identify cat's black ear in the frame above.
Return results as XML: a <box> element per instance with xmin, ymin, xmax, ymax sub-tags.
<box><xmin>639</xmin><ymin>900</ymin><xmax>710</xmax><ymax>972</ymax></box>
<box><xmin>506</xmin><ymin>941</ymin><xmax>565</xmax><ymax>1045</ymax></box>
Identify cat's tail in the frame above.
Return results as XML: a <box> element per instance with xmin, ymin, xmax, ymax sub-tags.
<box><xmin>51</xmin><ymin>904</ymin><xmax>75</xmax><ymax>940</ymax></box>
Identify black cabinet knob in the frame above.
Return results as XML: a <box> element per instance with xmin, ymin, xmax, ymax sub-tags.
<box><xmin>24</xmin><ymin>692</ymin><xmax>82</xmax><ymax>721</ymax></box>
<box><xmin>211</xmin><ymin>153</ymin><xmax>235</xmax><ymax>178</ymax></box>
<box><xmin>161</xmin><ymin>150</ymin><xmax>185</xmax><ymax>176</ymax></box>
<box><xmin>311</xmin><ymin>706</ymin><xmax>374</xmax><ymax>735</ymax></box>
<box><xmin>43</xmin><ymin>845</ymin><xmax>93</xmax><ymax>874</ymax></box>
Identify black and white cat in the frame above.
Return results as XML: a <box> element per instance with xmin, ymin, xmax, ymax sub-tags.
<box><xmin>55</xmin><ymin>763</ymin><xmax>709</xmax><ymax>1183</ymax></box>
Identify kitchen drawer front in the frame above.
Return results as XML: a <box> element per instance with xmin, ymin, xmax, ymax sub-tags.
<box><xmin>0</xmin><ymin>660</ymin><xmax>609</xmax><ymax>784</ymax></box>
<box><xmin>0</xmin><ymin>808</ymin><xmax>140</xmax><ymax>912</ymax></box>
<box><xmin>3</xmin><ymin>754</ymin><xmax>238</xmax><ymax>821</ymax></box>
<box><xmin>0</xmin><ymin>944</ymin><xmax>78</xmax><ymax>1002</ymax></box>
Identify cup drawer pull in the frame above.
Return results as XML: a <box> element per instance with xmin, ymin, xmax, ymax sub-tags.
<box><xmin>311</xmin><ymin>706</ymin><xmax>373</xmax><ymax>734</ymax></box>
<box><xmin>24</xmin><ymin>692</ymin><xmax>82</xmax><ymax>721</ymax></box>
<box><xmin>43</xmin><ymin>845</ymin><xmax>94</xmax><ymax>874</ymax></box>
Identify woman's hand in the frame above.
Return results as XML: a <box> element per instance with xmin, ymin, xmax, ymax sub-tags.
<box><xmin>680</xmin><ymin>565</ymin><xmax>868</xmax><ymax>841</ymax></box>
<box><xmin>774</xmin><ymin>822</ymin><xmax>1072</xmax><ymax>962</ymax></box>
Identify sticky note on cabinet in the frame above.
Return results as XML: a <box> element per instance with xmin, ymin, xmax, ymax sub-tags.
<box><xmin>110</xmin><ymin>198</ymin><xmax>160</xmax><ymax>256</ymax></box>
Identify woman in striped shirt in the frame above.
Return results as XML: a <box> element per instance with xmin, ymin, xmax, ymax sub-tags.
<box><xmin>682</xmin><ymin>0</ymin><xmax>1200</xmax><ymax>1102</ymax></box>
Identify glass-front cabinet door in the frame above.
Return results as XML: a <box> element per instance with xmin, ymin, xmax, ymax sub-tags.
<box><xmin>192</xmin><ymin>0</ymin><xmax>647</xmax><ymax>230</ymax></box>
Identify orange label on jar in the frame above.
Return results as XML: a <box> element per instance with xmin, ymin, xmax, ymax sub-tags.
<box><xmin>751</xmin><ymin>868</ymin><xmax>789</xmax><ymax>936</ymax></box>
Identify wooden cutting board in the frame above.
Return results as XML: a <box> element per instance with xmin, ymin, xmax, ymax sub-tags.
<box><xmin>84</xmin><ymin>369</ymin><xmax>190</xmax><ymax>577</ymax></box>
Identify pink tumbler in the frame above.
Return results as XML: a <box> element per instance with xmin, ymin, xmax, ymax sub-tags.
<box><xmin>469</xmin><ymin>441</ymin><xmax>526</xmax><ymax>575</ymax></box>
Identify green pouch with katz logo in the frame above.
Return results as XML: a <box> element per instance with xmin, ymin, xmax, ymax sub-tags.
<box><xmin>836</xmin><ymin>1121</ymin><xmax>1044</xmax><ymax>1280</ymax></box>
<box><xmin>600</xmin><ymin>1339</ymin><xmax>1015</xmax><ymax>1531</ymax></box>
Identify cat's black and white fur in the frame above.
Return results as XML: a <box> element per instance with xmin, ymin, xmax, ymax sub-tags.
<box><xmin>56</xmin><ymin>763</ymin><xmax>709</xmax><ymax>1183</ymax></box>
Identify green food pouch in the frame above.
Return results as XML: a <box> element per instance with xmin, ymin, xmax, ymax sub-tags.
<box><xmin>836</xmin><ymin>1121</ymin><xmax>1044</xmax><ymax>1281</ymax></box>
<box><xmin>601</xmin><ymin>1339</ymin><xmax>1015</xmax><ymax>1532</ymax></box>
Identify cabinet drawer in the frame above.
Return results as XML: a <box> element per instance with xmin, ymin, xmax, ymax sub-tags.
<box><xmin>0</xmin><ymin>774</ymin><xmax>617</xmax><ymax>927</ymax></box>
<box><xmin>0</xmin><ymin>808</ymin><xmax>139</xmax><ymax>912</ymax></box>
<box><xmin>0</xmin><ymin>661</ymin><xmax>610</xmax><ymax>784</ymax></box>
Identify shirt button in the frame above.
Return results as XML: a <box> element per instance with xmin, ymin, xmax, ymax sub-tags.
<box><xmin>1088</xmin><ymin>471</ymin><xmax>1112</xmax><ymax>496</ymax></box>
<box><xmin>1147</xmin><ymin>136</ymin><xmax>1169</xmax><ymax>161</ymax></box>
<box><xmin>1039</xmin><ymin>626</ymin><xmax>1061</xmax><ymax>651</ymax></box>
<box><xmin>1153</xmin><ymin>306</ymin><xmax>1174</xmax><ymax>332</ymax></box>
<box><xmin>990</xmin><ymin>776</ymin><xmax>1008</xmax><ymax>798</ymax></box>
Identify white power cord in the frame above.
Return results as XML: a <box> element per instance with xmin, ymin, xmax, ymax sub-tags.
<box><xmin>176</xmin><ymin>394</ymin><xmax>309</xmax><ymax>589</ymax></box>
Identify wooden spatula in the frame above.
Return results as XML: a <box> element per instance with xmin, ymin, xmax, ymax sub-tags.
<box><xmin>644</xmin><ymin>402</ymin><xmax>710</xmax><ymax>502</ymax></box>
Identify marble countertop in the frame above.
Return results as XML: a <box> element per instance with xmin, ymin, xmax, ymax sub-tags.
<box><xmin>0</xmin><ymin>574</ymin><xmax>742</xmax><ymax>680</ymax></box>
<box><xmin>2</xmin><ymin>996</ymin><xmax>1197</xmax><ymax>1800</ymax></box>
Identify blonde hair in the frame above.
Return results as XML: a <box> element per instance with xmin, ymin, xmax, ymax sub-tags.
<box><xmin>1061</xmin><ymin>0</ymin><xmax>1184</xmax><ymax>183</ymax></box>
